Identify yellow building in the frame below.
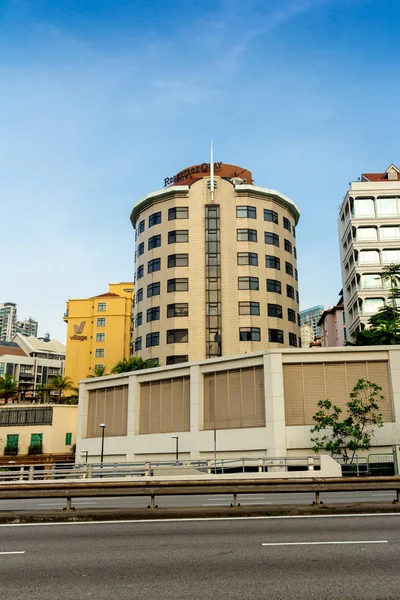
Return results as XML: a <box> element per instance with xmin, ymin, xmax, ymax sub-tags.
<box><xmin>63</xmin><ymin>283</ymin><xmax>134</xmax><ymax>387</ymax></box>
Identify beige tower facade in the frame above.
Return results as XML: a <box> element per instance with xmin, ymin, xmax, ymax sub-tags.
<box><xmin>339</xmin><ymin>163</ymin><xmax>400</xmax><ymax>339</ymax></box>
<box><xmin>130</xmin><ymin>162</ymin><xmax>300</xmax><ymax>366</ymax></box>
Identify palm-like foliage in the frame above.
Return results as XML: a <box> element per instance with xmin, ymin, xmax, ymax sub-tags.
<box><xmin>49</xmin><ymin>375</ymin><xmax>77</xmax><ymax>403</ymax></box>
<box><xmin>34</xmin><ymin>384</ymin><xmax>50</xmax><ymax>404</ymax></box>
<box><xmin>381</xmin><ymin>264</ymin><xmax>400</xmax><ymax>307</ymax></box>
<box><xmin>87</xmin><ymin>365</ymin><xmax>108</xmax><ymax>378</ymax></box>
<box><xmin>111</xmin><ymin>356</ymin><xmax>158</xmax><ymax>374</ymax></box>
<box><xmin>0</xmin><ymin>375</ymin><xmax>18</xmax><ymax>404</ymax></box>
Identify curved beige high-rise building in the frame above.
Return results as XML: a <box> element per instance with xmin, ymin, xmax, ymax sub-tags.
<box><xmin>130</xmin><ymin>162</ymin><xmax>300</xmax><ymax>366</ymax></box>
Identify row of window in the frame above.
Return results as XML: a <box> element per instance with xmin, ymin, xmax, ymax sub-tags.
<box><xmin>136</xmin><ymin>280</ymin><xmax>299</xmax><ymax>302</ymax></box>
<box><xmin>134</xmin><ymin>329</ymin><xmax>299</xmax><ymax>349</ymax></box>
<box><xmin>137</xmin><ymin>207</ymin><xmax>295</xmax><ymax>235</ymax></box>
<box><xmin>135</xmin><ymin>302</ymin><xmax>300</xmax><ymax>325</ymax></box>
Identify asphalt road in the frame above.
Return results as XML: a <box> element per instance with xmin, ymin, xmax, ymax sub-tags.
<box><xmin>1</xmin><ymin>514</ymin><xmax>400</xmax><ymax>599</ymax></box>
<box><xmin>0</xmin><ymin>490</ymin><xmax>397</xmax><ymax>511</ymax></box>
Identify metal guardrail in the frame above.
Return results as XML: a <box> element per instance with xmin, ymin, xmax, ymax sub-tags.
<box><xmin>0</xmin><ymin>476</ymin><xmax>400</xmax><ymax>511</ymax></box>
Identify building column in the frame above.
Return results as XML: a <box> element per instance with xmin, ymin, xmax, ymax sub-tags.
<box><xmin>75</xmin><ymin>382</ymin><xmax>88</xmax><ymax>463</ymax></box>
<box><xmin>125</xmin><ymin>374</ymin><xmax>138</xmax><ymax>462</ymax></box>
<box><xmin>263</xmin><ymin>352</ymin><xmax>287</xmax><ymax>457</ymax></box>
<box><xmin>189</xmin><ymin>365</ymin><xmax>202</xmax><ymax>459</ymax></box>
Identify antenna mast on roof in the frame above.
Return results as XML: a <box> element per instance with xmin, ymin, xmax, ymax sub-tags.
<box><xmin>210</xmin><ymin>140</ymin><xmax>214</xmax><ymax>203</ymax></box>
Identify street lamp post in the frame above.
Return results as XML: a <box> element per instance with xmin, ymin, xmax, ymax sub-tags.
<box><xmin>99</xmin><ymin>423</ymin><xmax>106</xmax><ymax>468</ymax></box>
<box><xmin>171</xmin><ymin>436</ymin><xmax>179</xmax><ymax>462</ymax></box>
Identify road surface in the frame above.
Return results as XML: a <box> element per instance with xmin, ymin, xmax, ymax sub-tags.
<box><xmin>1</xmin><ymin>514</ymin><xmax>400</xmax><ymax>599</ymax></box>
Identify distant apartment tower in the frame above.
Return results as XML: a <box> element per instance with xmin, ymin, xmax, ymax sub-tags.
<box><xmin>16</xmin><ymin>318</ymin><xmax>38</xmax><ymax>338</ymax></box>
<box><xmin>339</xmin><ymin>163</ymin><xmax>400</xmax><ymax>339</ymax></box>
<box><xmin>0</xmin><ymin>304</ymin><xmax>39</xmax><ymax>342</ymax></box>
<box><xmin>300</xmin><ymin>305</ymin><xmax>324</xmax><ymax>339</ymax></box>
<box><xmin>300</xmin><ymin>324</ymin><xmax>314</xmax><ymax>348</ymax></box>
<box><xmin>317</xmin><ymin>303</ymin><xmax>346</xmax><ymax>347</ymax></box>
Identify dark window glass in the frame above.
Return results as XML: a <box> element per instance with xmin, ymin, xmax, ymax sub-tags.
<box><xmin>147</xmin><ymin>307</ymin><xmax>160</xmax><ymax>322</ymax></box>
<box><xmin>167</xmin><ymin>303</ymin><xmax>189</xmax><ymax>317</ymax></box>
<box><xmin>148</xmin><ymin>234</ymin><xmax>161</xmax><ymax>250</ymax></box>
<box><xmin>238</xmin><ymin>276</ymin><xmax>259</xmax><ymax>290</ymax></box>
<box><xmin>237</xmin><ymin>252</ymin><xmax>258</xmax><ymax>266</ymax></box>
<box><xmin>167</xmin><ymin>278</ymin><xmax>188</xmax><ymax>292</ymax></box>
<box><xmin>137</xmin><ymin>265</ymin><xmax>144</xmax><ymax>279</ymax></box>
<box><xmin>287</xmin><ymin>284</ymin><xmax>295</xmax><ymax>299</ymax></box>
<box><xmin>138</xmin><ymin>220</ymin><xmax>145</xmax><ymax>234</ymax></box>
<box><xmin>237</xmin><ymin>228</ymin><xmax>257</xmax><ymax>242</ymax></box>
<box><xmin>147</xmin><ymin>282</ymin><xmax>160</xmax><ymax>298</ymax></box>
<box><xmin>148</xmin><ymin>258</ymin><xmax>161</xmax><ymax>273</ymax></box>
<box><xmin>285</xmin><ymin>262</ymin><xmax>294</xmax><ymax>276</ymax></box>
<box><xmin>289</xmin><ymin>333</ymin><xmax>298</xmax><ymax>347</ymax></box>
<box><xmin>295</xmin><ymin>268</ymin><xmax>298</xmax><ymax>281</ymax></box>
<box><xmin>238</xmin><ymin>301</ymin><xmax>260</xmax><ymax>315</ymax></box>
<box><xmin>168</xmin><ymin>253</ymin><xmax>189</xmax><ymax>267</ymax></box>
<box><xmin>296</xmin><ymin>291</ymin><xmax>300</xmax><ymax>304</ymax></box>
<box><xmin>288</xmin><ymin>308</ymin><xmax>296</xmax><ymax>322</ymax></box>
<box><xmin>236</xmin><ymin>206</ymin><xmax>256</xmax><ymax>219</ymax></box>
<box><xmin>168</xmin><ymin>207</ymin><xmax>189</xmax><ymax>220</ymax></box>
<box><xmin>264</xmin><ymin>209</ymin><xmax>278</xmax><ymax>223</ymax></box>
<box><xmin>268</xmin><ymin>329</ymin><xmax>284</xmax><ymax>343</ymax></box>
<box><xmin>135</xmin><ymin>312</ymin><xmax>143</xmax><ymax>327</ymax></box>
<box><xmin>135</xmin><ymin>337</ymin><xmax>142</xmax><ymax>351</ymax></box>
<box><xmin>283</xmin><ymin>217</ymin><xmax>291</xmax><ymax>232</ymax></box>
<box><xmin>166</xmin><ymin>355</ymin><xmax>188</xmax><ymax>365</ymax></box>
<box><xmin>284</xmin><ymin>239</ymin><xmax>292</xmax><ymax>254</ymax></box>
<box><xmin>267</xmin><ymin>279</ymin><xmax>281</xmax><ymax>293</ymax></box>
<box><xmin>298</xmin><ymin>336</ymin><xmax>302</xmax><ymax>348</ymax></box>
<box><xmin>136</xmin><ymin>288</ymin><xmax>143</xmax><ymax>303</ymax></box>
<box><xmin>167</xmin><ymin>329</ymin><xmax>188</xmax><ymax>344</ymax></box>
<box><xmin>148</xmin><ymin>212</ymin><xmax>162</xmax><ymax>227</ymax></box>
<box><xmin>268</xmin><ymin>303</ymin><xmax>283</xmax><ymax>318</ymax></box>
<box><xmin>294</xmin><ymin>247</ymin><xmax>297</xmax><ymax>259</ymax></box>
<box><xmin>239</xmin><ymin>327</ymin><xmax>261</xmax><ymax>341</ymax></box>
<box><xmin>293</xmin><ymin>226</ymin><xmax>296</xmax><ymax>238</ymax></box>
<box><xmin>265</xmin><ymin>232</ymin><xmax>279</xmax><ymax>247</ymax></box>
<box><xmin>137</xmin><ymin>242</ymin><xmax>144</xmax><ymax>256</ymax></box>
<box><xmin>266</xmin><ymin>255</ymin><xmax>281</xmax><ymax>270</ymax></box>
<box><xmin>297</xmin><ymin>314</ymin><xmax>301</xmax><ymax>326</ymax></box>
<box><xmin>168</xmin><ymin>230</ymin><xmax>189</xmax><ymax>243</ymax></box>
<box><xmin>146</xmin><ymin>332</ymin><xmax>159</xmax><ymax>347</ymax></box>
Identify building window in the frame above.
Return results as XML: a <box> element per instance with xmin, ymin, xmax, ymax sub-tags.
<box><xmin>166</xmin><ymin>355</ymin><xmax>188</xmax><ymax>365</ymax></box>
<box><xmin>30</xmin><ymin>433</ymin><xmax>43</xmax><ymax>447</ymax></box>
<box><xmin>97</xmin><ymin>302</ymin><xmax>106</xmax><ymax>311</ymax></box>
<box><xmin>168</xmin><ymin>207</ymin><xmax>189</xmax><ymax>220</ymax></box>
<box><xmin>285</xmin><ymin>262</ymin><xmax>294</xmax><ymax>276</ymax></box>
<box><xmin>147</xmin><ymin>307</ymin><xmax>160</xmax><ymax>322</ymax></box>
<box><xmin>135</xmin><ymin>312</ymin><xmax>143</xmax><ymax>327</ymax></box>
<box><xmin>148</xmin><ymin>258</ymin><xmax>161</xmax><ymax>273</ymax></box>
<box><xmin>237</xmin><ymin>228</ymin><xmax>257</xmax><ymax>242</ymax></box>
<box><xmin>284</xmin><ymin>239</ymin><xmax>292</xmax><ymax>254</ymax></box>
<box><xmin>167</xmin><ymin>329</ymin><xmax>188</xmax><ymax>343</ymax></box>
<box><xmin>168</xmin><ymin>253</ymin><xmax>189</xmax><ymax>267</ymax></box>
<box><xmin>237</xmin><ymin>252</ymin><xmax>258</xmax><ymax>266</ymax></box>
<box><xmin>6</xmin><ymin>434</ymin><xmax>18</xmax><ymax>450</ymax></box>
<box><xmin>269</xmin><ymin>329</ymin><xmax>284</xmax><ymax>343</ymax></box>
<box><xmin>293</xmin><ymin>226</ymin><xmax>296</xmax><ymax>238</ymax></box>
<box><xmin>295</xmin><ymin>268</ymin><xmax>298</xmax><ymax>281</ymax></box>
<box><xmin>148</xmin><ymin>234</ymin><xmax>161</xmax><ymax>250</ymax></box>
<box><xmin>95</xmin><ymin>349</ymin><xmax>104</xmax><ymax>358</ymax></box>
<box><xmin>264</xmin><ymin>209</ymin><xmax>278</xmax><ymax>223</ymax></box>
<box><xmin>137</xmin><ymin>265</ymin><xmax>144</xmax><ymax>279</ymax></box>
<box><xmin>147</xmin><ymin>282</ymin><xmax>160</xmax><ymax>298</ymax></box>
<box><xmin>135</xmin><ymin>337</ymin><xmax>142</xmax><ymax>351</ymax></box>
<box><xmin>267</xmin><ymin>279</ymin><xmax>282</xmax><ymax>293</ymax></box>
<box><xmin>146</xmin><ymin>332</ymin><xmax>160</xmax><ymax>348</ymax></box>
<box><xmin>236</xmin><ymin>206</ymin><xmax>256</xmax><ymax>219</ymax></box>
<box><xmin>168</xmin><ymin>230</ymin><xmax>189</xmax><ymax>243</ymax></box>
<box><xmin>149</xmin><ymin>212</ymin><xmax>162</xmax><ymax>227</ymax></box>
<box><xmin>96</xmin><ymin>333</ymin><xmax>105</xmax><ymax>342</ymax></box>
<box><xmin>167</xmin><ymin>278</ymin><xmax>189</xmax><ymax>292</ymax></box>
<box><xmin>136</xmin><ymin>288</ymin><xmax>143</xmax><ymax>303</ymax></box>
<box><xmin>287</xmin><ymin>284</ymin><xmax>295</xmax><ymax>299</ymax></box>
<box><xmin>296</xmin><ymin>290</ymin><xmax>299</xmax><ymax>304</ymax></box>
<box><xmin>297</xmin><ymin>314</ymin><xmax>301</xmax><ymax>326</ymax></box>
<box><xmin>265</xmin><ymin>232</ymin><xmax>279</xmax><ymax>246</ymax></box>
<box><xmin>288</xmin><ymin>308</ymin><xmax>296</xmax><ymax>323</ymax></box>
<box><xmin>268</xmin><ymin>303</ymin><xmax>283</xmax><ymax>318</ymax></box>
<box><xmin>266</xmin><ymin>255</ymin><xmax>281</xmax><ymax>270</ymax></box>
<box><xmin>294</xmin><ymin>247</ymin><xmax>297</xmax><ymax>259</ymax></box>
<box><xmin>283</xmin><ymin>217</ymin><xmax>291</xmax><ymax>232</ymax></box>
<box><xmin>96</xmin><ymin>318</ymin><xmax>106</xmax><ymax>327</ymax></box>
<box><xmin>289</xmin><ymin>333</ymin><xmax>297</xmax><ymax>347</ymax></box>
<box><xmin>137</xmin><ymin>242</ymin><xmax>144</xmax><ymax>256</ymax></box>
<box><xmin>167</xmin><ymin>303</ymin><xmax>189</xmax><ymax>317</ymax></box>
<box><xmin>95</xmin><ymin>363</ymin><xmax>104</xmax><ymax>371</ymax></box>
<box><xmin>138</xmin><ymin>220</ymin><xmax>145</xmax><ymax>234</ymax></box>
<box><xmin>239</xmin><ymin>327</ymin><xmax>261</xmax><ymax>341</ymax></box>
<box><xmin>65</xmin><ymin>432</ymin><xmax>72</xmax><ymax>446</ymax></box>
<box><xmin>238</xmin><ymin>276</ymin><xmax>259</xmax><ymax>290</ymax></box>
<box><xmin>239</xmin><ymin>301</ymin><xmax>260</xmax><ymax>315</ymax></box>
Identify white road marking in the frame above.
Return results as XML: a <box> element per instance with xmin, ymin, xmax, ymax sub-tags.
<box><xmin>0</xmin><ymin>551</ymin><xmax>25</xmax><ymax>555</ymax></box>
<box><xmin>202</xmin><ymin>502</ymin><xmax>272</xmax><ymax>506</ymax></box>
<box><xmin>262</xmin><ymin>540</ymin><xmax>388</xmax><ymax>547</ymax></box>
<box><xmin>1</xmin><ymin>513</ymin><xmax>400</xmax><ymax>527</ymax></box>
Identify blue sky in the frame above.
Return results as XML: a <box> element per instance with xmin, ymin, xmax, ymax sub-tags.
<box><xmin>2</xmin><ymin>0</ymin><xmax>400</xmax><ymax>341</ymax></box>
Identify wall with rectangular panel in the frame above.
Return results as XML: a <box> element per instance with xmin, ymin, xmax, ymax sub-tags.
<box><xmin>139</xmin><ymin>376</ymin><xmax>190</xmax><ymax>434</ymax></box>
<box><xmin>86</xmin><ymin>386</ymin><xmax>128</xmax><ymax>437</ymax></box>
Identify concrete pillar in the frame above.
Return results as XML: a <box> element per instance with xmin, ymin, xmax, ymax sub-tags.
<box><xmin>125</xmin><ymin>374</ymin><xmax>138</xmax><ymax>462</ymax></box>
<box><xmin>263</xmin><ymin>352</ymin><xmax>287</xmax><ymax>458</ymax></box>
<box><xmin>189</xmin><ymin>365</ymin><xmax>202</xmax><ymax>460</ymax></box>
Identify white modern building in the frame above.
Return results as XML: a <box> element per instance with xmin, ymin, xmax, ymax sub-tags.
<box><xmin>339</xmin><ymin>163</ymin><xmax>400</xmax><ymax>339</ymax></box>
<box><xmin>76</xmin><ymin>345</ymin><xmax>399</xmax><ymax>463</ymax></box>
<box><xmin>0</xmin><ymin>302</ymin><xmax>38</xmax><ymax>342</ymax></box>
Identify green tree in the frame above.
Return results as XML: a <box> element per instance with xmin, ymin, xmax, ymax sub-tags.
<box><xmin>49</xmin><ymin>375</ymin><xmax>77</xmax><ymax>403</ymax></box>
<box><xmin>381</xmin><ymin>263</ymin><xmax>400</xmax><ymax>307</ymax></box>
<box><xmin>111</xmin><ymin>356</ymin><xmax>158</xmax><ymax>374</ymax></box>
<box><xmin>34</xmin><ymin>384</ymin><xmax>50</xmax><ymax>404</ymax></box>
<box><xmin>0</xmin><ymin>375</ymin><xmax>18</xmax><ymax>404</ymax></box>
<box><xmin>310</xmin><ymin>379</ymin><xmax>384</xmax><ymax>464</ymax></box>
<box><xmin>87</xmin><ymin>365</ymin><xmax>108</xmax><ymax>378</ymax></box>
